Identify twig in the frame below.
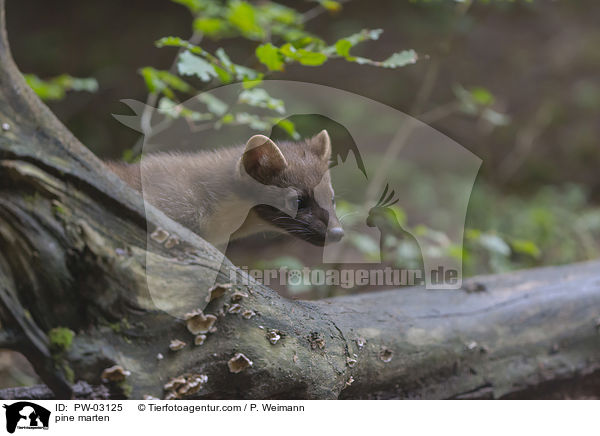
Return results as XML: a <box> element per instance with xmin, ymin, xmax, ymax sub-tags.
<box><xmin>131</xmin><ymin>31</ymin><xmax>204</xmax><ymax>158</ymax></box>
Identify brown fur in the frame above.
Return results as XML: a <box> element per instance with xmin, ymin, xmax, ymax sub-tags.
<box><xmin>105</xmin><ymin>131</ymin><xmax>342</xmax><ymax>246</ymax></box>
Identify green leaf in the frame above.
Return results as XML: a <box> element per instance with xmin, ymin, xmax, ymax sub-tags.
<box><xmin>216</xmin><ymin>48</ymin><xmax>261</xmax><ymax>81</ymax></box>
<box><xmin>220</xmin><ymin>113</ymin><xmax>234</xmax><ymax>124</ymax></box>
<box><xmin>227</xmin><ymin>1</ymin><xmax>265</xmax><ymax>40</ymax></box>
<box><xmin>198</xmin><ymin>93</ymin><xmax>228</xmax><ymax>116</ymax></box>
<box><xmin>24</xmin><ymin>74</ymin><xmax>98</xmax><ymax>101</ymax></box>
<box><xmin>344</xmin><ymin>28</ymin><xmax>383</xmax><ymax>46</ymax></box>
<box><xmin>510</xmin><ymin>239</ymin><xmax>541</xmax><ymax>258</ymax></box>
<box><xmin>465</xmin><ymin>228</ymin><xmax>482</xmax><ymax>240</ymax></box>
<box><xmin>139</xmin><ymin>67</ymin><xmax>162</xmax><ymax>94</ymax></box>
<box><xmin>278</xmin><ymin>43</ymin><xmax>327</xmax><ymax>66</ymax></box>
<box><xmin>193</xmin><ymin>17</ymin><xmax>228</xmax><ymax>38</ymax></box>
<box><xmin>278</xmin><ymin>43</ymin><xmax>296</xmax><ymax>58</ymax></box>
<box><xmin>157</xmin><ymin>97</ymin><xmax>181</xmax><ymax>118</ymax></box>
<box><xmin>454</xmin><ymin>84</ymin><xmax>509</xmax><ymax>124</ymax></box>
<box><xmin>121</xmin><ymin>148</ymin><xmax>140</xmax><ymax>163</ymax></box>
<box><xmin>295</xmin><ymin>49</ymin><xmax>327</xmax><ymax>66</ymax></box>
<box><xmin>334</xmin><ymin>39</ymin><xmax>353</xmax><ymax>58</ymax></box>
<box><xmin>55</xmin><ymin>75</ymin><xmax>99</xmax><ymax>92</ymax></box>
<box><xmin>239</xmin><ymin>88</ymin><xmax>285</xmax><ymax>114</ymax></box>
<box><xmin>177</xmin><ymin>51</ymin><xmax>218</xmax><ymax>82</ymax></box>
<box><xmin>139</xmin><ymin>67</ymin><xmax>178</xmax><ymax>97</ymax></box>
<box><xmin>479</xmin><ymin>234</ymin><xmax>511</xmax><ymax>257</ymax></box>
<box><xmin>242</xmin><ymin>76</ymin><xmax>264</xmax><ymax>89</ymax></box>
<box><xmin>158</xmin><ymin>97</ymin><xmax>213</xmax><ymax>121</ymax></box>
<box><xmin>156</xmin><ymin>37</ymin><xmax>207</xmax><ymax>57</ymax></box>
<box><xmin>291</xmin><ymin>36</ymin><xmax>322</xmax><ymax>49</ymax></box>
<box><xmin>272</xmin><ymin>118</ymin><xmax>300</xmax><ymax>139</ymax></box>
<box><xmin>155</xmin><ymin>69</ymin><xmax>193</xmax><ymax>93</ymax></box>
<box><xmin>276</xmin><ymin>27</ymin><xmax>317</xmax><ymax>44</ymax></box>
<box><xmin>171</xmin><ymin>0</ymin><xmax>204</xmax><ymax>14</ymax></box>
<box><xmin>236</xmin><ymin>66</ymin><xmax>262</xmax><ymax>81</ymax></box>
<box><xmin>256</xmin><ymin>43</ymin><xmax>285</xmax><ymax>71</ymax></box>
<box><xmin>215</xmin><ymin>47</ymin><xmax>234</xmax><ymax>70</ymax></box>
<box><xmin>381</xmin><ymin>50</ymin><xmax>418</xmax><ymax>68</ymax></box>
<box><xmin>447</xmin><ymin>244</ymin><xmax>469</xmax><ymax>262</ymax></box>
<box><xmin>213</xmin><ymin>64</ymin><xmax>233</xmax><ymax>83</ymax></box>
<box><xmin>317</xmin><ymin>0</ymin><xmax>342</xmax><ymax>12</ymax></box>
<box><xmin>470</xmin><ymin>86</ymin><xmax>495</xmax><ymax>106</ymax></box>
<box><xmin>234</xmin><ymin>112</ymin><xmax>271</xmax><ymax>130</ymax></box>
<box><xmin>328</xmin><ymin>29</ymin><xmax>383</xmax><ymax>57</ymax></box>
<box><xmin>257</xmin><ymin>2</ymin><xmax>300</xmax><ymax>26</ymax></box>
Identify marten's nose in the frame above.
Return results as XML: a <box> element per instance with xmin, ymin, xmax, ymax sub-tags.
<box><xmin>327</xmin><ymin>227</ymin><xmax>344</xmax><ymax>242</ymax></box>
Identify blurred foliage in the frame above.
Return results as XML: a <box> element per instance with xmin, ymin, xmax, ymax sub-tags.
<box><xmin>24</xmin><ymin>74</ymin><xmax>98</xmax><ymax>101</ymax></box>
<box><xmin>135</xmin><ymin>0</ymin><xmax>418</xmax><ymax>141</ymax></box>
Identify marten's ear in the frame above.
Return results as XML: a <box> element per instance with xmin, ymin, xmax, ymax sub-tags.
<box><xmin>310</xmin><ymin>129</ymin><xmax>332</xmax><ymax>161</ymax></box>
<box><xmin>239</xmin><ymin>134</ymin><xmax>288</xmax><ymax>180</ymax></box>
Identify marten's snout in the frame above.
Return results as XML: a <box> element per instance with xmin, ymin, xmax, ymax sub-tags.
<box><xmin>327</xmin><ymin>226</ymin><xmax>344</xmax><ymax>242</ymax></box>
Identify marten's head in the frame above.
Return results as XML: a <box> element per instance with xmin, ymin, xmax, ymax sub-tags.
<box><xmin>236</xmin><ymin>130</ymin><xmax>344</xmax><ymax>246</ymax></box>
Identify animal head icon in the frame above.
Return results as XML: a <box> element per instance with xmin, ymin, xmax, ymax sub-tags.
<box><xmin>366</xmin><ymin>184</ymin><xmax>400</xmax><ymax>229</ymax></box>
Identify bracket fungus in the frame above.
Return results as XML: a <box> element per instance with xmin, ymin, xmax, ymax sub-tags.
<box><xmin>169</xmin><ymin>339</ymin><xmax>187</xmax><ymax>351</ymax></box>
<box><xmin>164</xmin><ymin>374</ymin><xmax>208</xmax><ymax>399</ymax></box>
<box><xmin>241</xmin><ymin>309</ymin><xmax>256</xmax><ymax>319</ymax></box>
<box><xmin>184</xmin><ymin>309</ymin><xmax>217</xmax><ymax>335</ymax></box>
<box><xmin>231</xmin><ymin>291</ymin><xmax>248</xmax><ymax>302</ymax></box>
<box><xmin>267</xmin><ymin>330</ymin><xmax>281</xmax><ymax>345</ymax></box>
<box><xmin>150</xmin><ymin>228</ymin><xmax>169</xmax><ymax>244</ymax></box>
<box><xmin>206</xmin><ymin>283</ymin><xmax>232</xmax><ymax>302</ymax></box>
<box><xmin>101</xmin><ymin>365</ymin><xmax>131</xmax><ymax>383</ymax></box>
<box><xmin>227</xmin><ymin>353</ymin><xmax>253</xmax><ymax>373</ymax></box>
<box><xmin>227</xmin><ymin>304</ymin><xmax>242</xmax><ymax>314</ymax></box>
<box><xmin>164</xmin><ymin>235</ymin><xmax>180</xmax><ymax>249</ymax></box>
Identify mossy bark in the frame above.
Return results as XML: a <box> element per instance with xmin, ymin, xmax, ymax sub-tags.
<box><xmin>0</xmin><ymin>0</ymin><xmax>599</xmax><ymax>400</ymax></box>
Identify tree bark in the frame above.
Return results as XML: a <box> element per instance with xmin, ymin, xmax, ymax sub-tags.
<box><xmin>0</xmin><ymin>0</ymin><xmax>599</xmax><ymax>400</ymax></box>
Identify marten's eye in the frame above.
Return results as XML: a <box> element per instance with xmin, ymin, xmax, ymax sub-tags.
<box><xmin>297</xmin><ymin>195</ymin><xmax>308</xmax><ymax>209</ymax></box>
<box><xmin>332</xmin><ymin>196</ymin><xmax>336</xmax><ymax>206</ymax></box>
<box><xmin>286</xmin><ymin>192</ymin><xmax>306</xmax><ymax>210</ymax></box>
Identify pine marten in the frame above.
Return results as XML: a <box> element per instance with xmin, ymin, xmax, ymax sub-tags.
<box><xmin>106</xmin><ymin>130</ymin><xmax>344</xmax><ymax>247</ymax></box>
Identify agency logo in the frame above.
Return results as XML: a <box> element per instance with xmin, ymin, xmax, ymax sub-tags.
<box><xmin>2</xmin><ymin>402</ymin><xmax>50</xmax><ymax>433</ymax></box>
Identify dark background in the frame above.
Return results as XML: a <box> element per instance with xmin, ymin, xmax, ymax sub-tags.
<box><xmin>6</xmin><ymin>0</ymin><xmax>600</xmax><ymax>195</ymax></box>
